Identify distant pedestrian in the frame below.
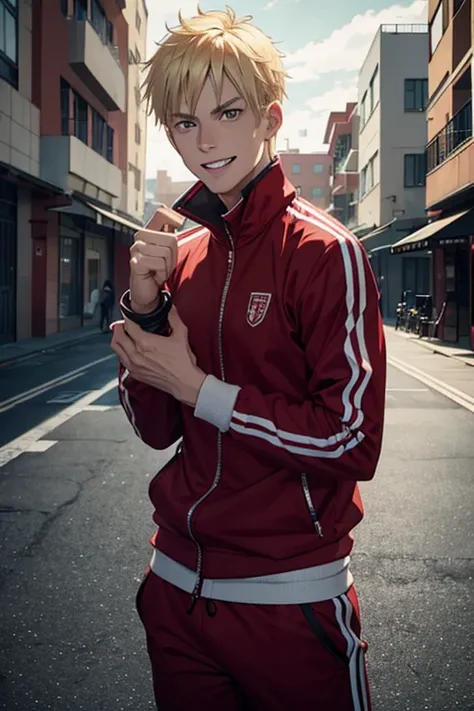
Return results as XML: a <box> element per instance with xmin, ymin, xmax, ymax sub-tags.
<box><xmin>99</xmin><ymin>280</ymin><xmax>114</xmax><ymax>332</ymax></box>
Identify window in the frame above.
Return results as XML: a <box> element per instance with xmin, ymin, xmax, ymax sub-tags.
<box><xmin>106</xmin><ymin>126</ymin><xmax>114</xmax><ymax>163</ymax></box>
<box><xmin>312</xmin><ymin>187</ymin><xmax>323</xmax><ymax>197</ymax></box>
<box><xmin>0</xmin><ymin>0</ymin><xmax>18</xmax><ymax>87</ymax></box>
<box><xmin>73</xmin><ymin>0</ymin><xmax>87</xmax><ymax>20</ymax></box>
<box><xmin>60</xmin><ymin>78</ymin><xmax>70</xmax><ymax>135</ymax></box>
<box><xmin>405</xmin><ymin>79</ymin><xmax>428</xmax><ymax>111</ymax></box>
<box><xmin>106</xmin><ymin>20</ymin><xmax>114</xmax><ymax>45</ymax></box>
<box><xmin>92</xmin><ymin>110</ymin><xmax>107</xmax><ymax>157</ymax></box>
<box><xmin>295</xmin><ymin>186</ymin><xmax>302</xmax><ymax>196</ymax></box>
<box><xmin>430</xmin><ymin>1</ymin><xmax>444</xmax><ymax>55</ymax></box>
<box><xmin>313</xmin><ymin>164</ymin><xmax>323</xmax><ymax>174</ymax></box>
<box><xmin>404</xmin><ymin>154</ymin><xmax>426</xmax><ymax>187</ymax></box>
<box><xmin>91</xmin><ymin>0</ymin><xmax>107</xmax><ymax>43</ymax></box>
<box><xmin>135</xmin><ymin>9</ymin><xmax>141</xmax><ymax>31</ymax></box>
<box><xmin>61</xmin><ymin>0</ymin><xmax>69</xmax><ymax>16</ymax></box>
<box><xmin>135</xmin><ymin>46</ymin><xmax>142</xmax><ymax>63</ymax></box>
<box><xmin>360</xmin><ymin>91</ymin><xmax>367</xmax><ymax>126</ymax></box>
<box><xmin>361</xmin><ymin>166</ymin><xmax>367</xmax><ymax>196</ymax></box>
<box><xmin>292</xmin><ymin>164</ymin><xmax>301</xmax><ymax>174</ymax></box>
<box><xmin>73</xmin><ymin>92</ymin><xmax>88</xmax><ymax>144</ymax></box>
<box><xmin>134</xmin><ymin>167</ymin><xmax>142</xmax><ymax>191</ymax></box>
<box><xmin>135</xmin><ymin>123</ymin><xmax>141</xmax><ymax>144</ymax></box>
<box><xmin>369</xmin><ymin>66</ymin><xmax>379</xmax><ymax>114</ymax></box>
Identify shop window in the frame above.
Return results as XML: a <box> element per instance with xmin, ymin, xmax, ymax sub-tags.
<box><xmin>59</xmin><ymin>235</ymin><xmax>82</xmax><ymax>319</ymax></box>
<box><xmin>0</xmin><ymin>0</ymin><xmax>18</xmax><ymax>88</ymax></box>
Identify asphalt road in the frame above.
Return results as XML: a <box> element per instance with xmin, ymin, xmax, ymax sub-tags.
<box><xmin>0</xmin><ymin>330</ymin><xmax>473</xmax><ymax>711</ymax></box>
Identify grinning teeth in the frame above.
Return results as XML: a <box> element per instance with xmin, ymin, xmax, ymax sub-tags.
<box><xmin>204</xmin><ymin>158</ymin><xmax>232</xmax><ymax>169</ymax></box>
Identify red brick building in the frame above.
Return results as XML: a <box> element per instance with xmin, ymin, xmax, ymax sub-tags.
<box><xmin>279</xmin><ymin>150</ymin><xmax>332</xmax><ymax>210</ymax></box>
<box><xmin>27</xmin><ymin>0</ymin><xmax>141</xmax><ymax>337</ymax></box>
<box><xmin>323</xmin><ymin>102</ymin><xmax>359</xmax><ymax>230</ymax></box>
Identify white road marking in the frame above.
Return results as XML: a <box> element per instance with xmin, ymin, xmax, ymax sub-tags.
<box><xmin>0</xmin><ymin>354</ymin><xmax>114</xmax><ymax>413</ymax></box>
<box><xmin>82</xmin><ymin>405</ymin><xmax>119</xmax><ymax>412</ymax></box>
<box><xmin>47</xmin><ymin>390</ymin><xmax>91</xmax><ymax>405</ymax></box>
<box><xmin>0</xmin><ymin>378</ymin><xmax>118</xmax><ymax>468</ymax></box>
<box><xmin>387</xmin><ymin>355</ymin><xmax>474</xmax><ymax>414</ymax></box>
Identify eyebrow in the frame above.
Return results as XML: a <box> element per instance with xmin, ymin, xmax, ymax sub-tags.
<box><xmin>171</xmin><ymin>96</ymin><xmax>243</xmax><ymax>121</ymax></box>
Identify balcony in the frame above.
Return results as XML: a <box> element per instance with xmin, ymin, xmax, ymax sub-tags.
<box><xmin>426</xmin><ymin>99</ymin><xmax>474</xmax><ymax>208</ymax></box>
<box><xmin>40</xmin><ymin>136</ymin><xmax>122</xmax><ymax>200</ymax></box>
<box><xmin>427</xmin><ymin>99</ymin><xmax>472</xmax><ymax>173</ymax></box>
<box><xmin>68</xmin><ymin>19</ymin><xmax>126</xmax><ymax>112</ymax></box>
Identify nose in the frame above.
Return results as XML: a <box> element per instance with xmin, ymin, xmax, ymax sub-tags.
<box><xmin>197</xmin><ymin>125</ymin><xmax>216</xmax><ymax>153</ymax></box>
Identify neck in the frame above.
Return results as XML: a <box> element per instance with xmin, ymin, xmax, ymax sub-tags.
<box><xmin>217</xmin><ymin>148</ymin><xmax>273</xmax><ymax>211</ymax></box>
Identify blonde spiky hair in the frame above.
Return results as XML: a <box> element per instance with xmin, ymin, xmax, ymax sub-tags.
<box><xmin>142</xmin><ymin>5</ymin><xmax>288</xmax><ymax>154</ymax></box>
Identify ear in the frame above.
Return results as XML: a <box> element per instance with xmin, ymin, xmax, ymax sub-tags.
<box><xmin>265</xmin><ymin>102</ymin><xmax>283</xmax><ymax>140</ymax></box>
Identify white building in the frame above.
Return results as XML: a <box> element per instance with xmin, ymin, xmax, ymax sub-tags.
<box><xmin>123</xmin><ymin>0</ymin><xmax>148</xmax><ymax>222</ymax></box>
<box><xmin>356</xmin><ymin>24</ymin><xmax>431</xmax><ymax>318</ymax></box>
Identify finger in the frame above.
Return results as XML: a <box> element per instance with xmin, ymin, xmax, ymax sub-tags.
<box><xmin>133</xmin><ymin>231</ymin><xmax>178</xmax><ymax>272</ymax></box>
<box><xmin>113</xmin><ymin>321</ymin><xmax>139</xmax><ymax>358</ymax></box>
<box><xmin>111</xmin><ymin>339</ymin><xmax>132</xmax><ymax>370</ymax></box>
<box><xmin>130</xmin><ymin>243</ymin><xmax>174</xmax><ymax>280</ymax></box>
<box><xmin>131</xmin><ymin>241</ymin><xmax>174</xmax><ymax>261</ymax></box>
<box><xmin>130</xmin><ymin>254</ymin><xmax>169</xmax><ymax>283</ymax></box>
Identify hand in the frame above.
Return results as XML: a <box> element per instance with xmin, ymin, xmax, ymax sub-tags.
<box><xmin>130</xmin><ymin>210</ymin><xmax>178</xmax><ymax>314</ymax></box>
<box><xmin>111</xmin><ymin>307</ymin><xmax>206</xmax><ymax>407</ymax></box>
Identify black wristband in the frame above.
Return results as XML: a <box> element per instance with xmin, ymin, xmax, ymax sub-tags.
<box><xmin>120</xmin><ymin>289</ymin><xmax>173</xmax><ymax>335</ymax></box>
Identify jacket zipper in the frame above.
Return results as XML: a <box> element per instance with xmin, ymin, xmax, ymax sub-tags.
<box><xmin>186</xmin><ymin>225</ymin><xmax>235</xmax><ymax>612</ymax></box>
<box><xmin>301</xmin><ymin>473</ymin><xmax>324</xmax><ymax>537</ymax></box>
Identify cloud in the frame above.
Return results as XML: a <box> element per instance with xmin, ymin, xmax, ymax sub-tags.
<box><xmin>144</xmin><ymin>0</ymin><xmax>428</xmax><ymax>179</ymax></box>
<box><xmin>278</xmin><ymin>79</ymin><xmax>358</xmax><ymax>153</ymax></box>
<box><xmin>285</xmin><ymin>0</ymin><xmax>428</xmax><ymax>82</ymax></box>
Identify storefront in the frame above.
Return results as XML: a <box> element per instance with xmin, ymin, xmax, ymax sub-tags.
<box><xmin>392</xmin><ymin>210</ymin><xmax>474</xmax><ymax>349</ymax></box>
<box><xmin>54</xmin><ymin>199</ymin><xmax>140</xmax><ymax>333</ymax></box>
<box><xmin>0</xmin><ymin>179</ymin><xmax>17</xmax><ymax>345</ymax></box>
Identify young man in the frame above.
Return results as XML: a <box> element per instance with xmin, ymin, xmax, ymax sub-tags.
<box><xmin>111</xmin><ymin>7</ymin><xmax>386</xmax><ymax>711</ymax></box>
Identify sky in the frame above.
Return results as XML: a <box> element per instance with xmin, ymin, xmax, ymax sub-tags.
<box><xmin>143</xmin><ymin>0</ymin><xmax>428</xmax><ymax>181</ymax></box>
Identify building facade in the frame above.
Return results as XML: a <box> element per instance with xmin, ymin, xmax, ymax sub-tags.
<box><xmin>357</xmin><ymin>24</ymin><xmax>431</xmax><ymax>319</ymax></box>
<box><xmin>420</xmin><ymin>0</ymin><xmax>473</xmax><ymax>348</ymax></box>
<box><xmin>0</xmin><ymin>0</ymin><xmax>144</xmax><ymax>346</ymax></box>
<box><xmin>279</xmin><ymin>150</ymin><xmax>331</xmax><ymax>209</ymax></box>
<box><xmin>323</xmin><ymin>102</ymin><xmax>359</xmax><ymax>229</ymax></box>
<box><xmin>123</xmin><ymin>0</ymin><xmax>147</xmax><ymax>222</ymax></box>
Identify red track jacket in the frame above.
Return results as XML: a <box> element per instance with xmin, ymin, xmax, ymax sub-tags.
<box><xmin>119</xmin><ymin>159</ymin><xmax>386</xmax><ymax>583</ymax></box>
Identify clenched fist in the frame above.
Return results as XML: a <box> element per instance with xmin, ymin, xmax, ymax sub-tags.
<box><xmin>130</xmin><ymin>211</ymin><xmax>178</xmax><ymax>314</ymax></box>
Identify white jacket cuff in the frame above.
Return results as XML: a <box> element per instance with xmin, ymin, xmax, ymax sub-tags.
<box><xmin>194</xmin><ymin>375</ymin><xmax>241</xmax><ymax>432</ymax></box>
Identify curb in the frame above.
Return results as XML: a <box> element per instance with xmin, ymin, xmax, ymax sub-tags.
<box><xmin>386</xmin><ymin>325</ymin><xmax>474</xmax><ymax>368</ymax></box>
<box><xmin>0</xmin><ymin>330</ymin><xmax>109</xmax><ymax>369</ymax></box>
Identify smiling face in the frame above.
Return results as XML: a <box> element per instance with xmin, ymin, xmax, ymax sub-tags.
<box><xmin>166</xmin><ymin>75</ymin><xmax>282</xmax><ymax>209</ymax></box>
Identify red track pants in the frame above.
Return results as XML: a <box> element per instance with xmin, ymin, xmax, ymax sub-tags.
<box><xmin>137</xmin><ymin>570</ymin><xmax>372</xmax><ymax>711</ymax></box>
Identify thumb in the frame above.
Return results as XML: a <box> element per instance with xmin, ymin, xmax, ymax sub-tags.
<box><xmin>144</xmin><ymin>208</ymin><xmax>165</xmax><ymax>232</ymax></box>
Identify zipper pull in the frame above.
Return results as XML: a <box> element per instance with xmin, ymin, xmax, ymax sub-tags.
<box><xmin>187</xmin><ymin>593</ymin><xmax>199</xmax><ymax>615</ymax></box>
<box><xmin>314</xmin><ymin>520</ymin><xmax>324</xmax><ymax>538</ymax></box>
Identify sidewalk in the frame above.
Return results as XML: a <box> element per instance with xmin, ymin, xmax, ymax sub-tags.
<box><xmin>385</xmin><ymin>324</ymin><xmax>474</xmax><ymax>368</ymax></box>
<box><xmin>0</xmin><ymin>325</ymin><xmax>102</xmax><ymax>367</ymax></box>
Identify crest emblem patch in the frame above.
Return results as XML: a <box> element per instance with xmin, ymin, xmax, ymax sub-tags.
<box><xmin>246</xmin><ymin>292</ymin><xmax>272</xmax><ymax>327</ymax></box>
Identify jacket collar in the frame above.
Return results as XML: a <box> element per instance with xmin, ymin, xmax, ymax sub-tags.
<box><xmin>172</xmin><ymin>157</ymin><xmax>296</xmax><ymax>245</ymax></box>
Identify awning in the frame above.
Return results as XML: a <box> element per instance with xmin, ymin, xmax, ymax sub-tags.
<box><xmin>391</xmin><ymin>209</ymin><xmax>472</xmax><ymax>254</ymax></box>
<box><xmin>360</xmin><ymin>219</ymin><xmax>396</xmax><ymax>243</ymax></box>
<box><xmin>0</xmin><ymin>162</ymin><xmax>64</xmax><ymax>195</ymax></box>
<box><xmin>49</xmin><ymin>198</ymin><xmax>143</xmax><ymax>232</ymax></box>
